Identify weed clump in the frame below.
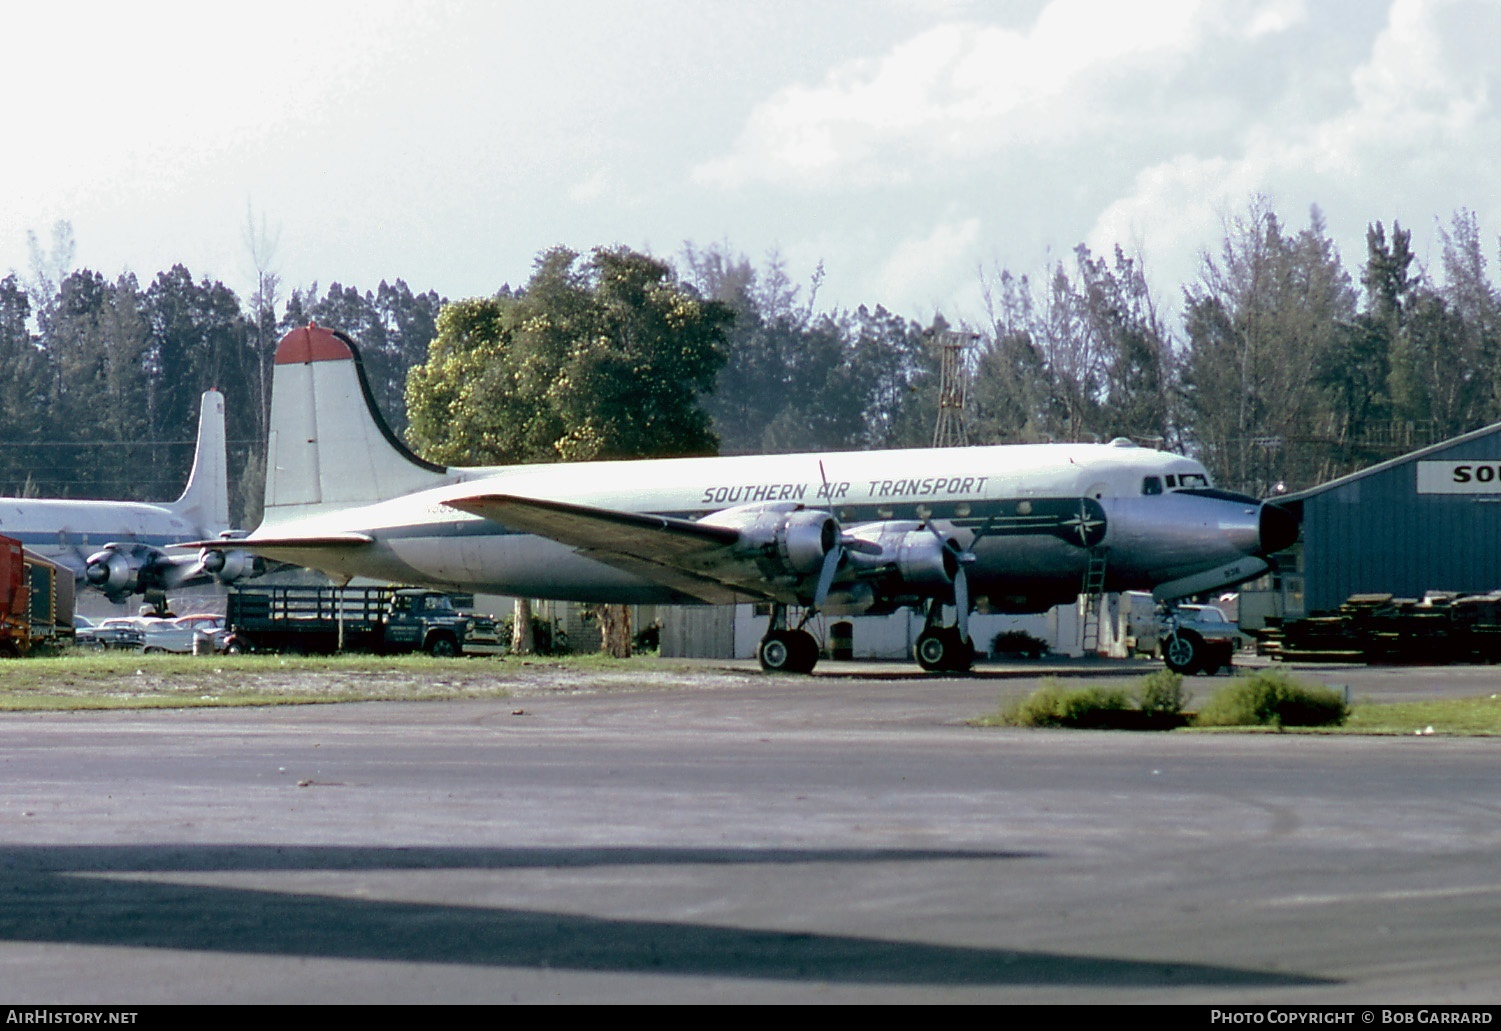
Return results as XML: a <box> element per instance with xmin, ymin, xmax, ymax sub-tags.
<box><xmin>1002</xmin><ymin>677</ymin><xmax>1131</xmax><ymax>728</ymax></box>
<box><xmin>1194</xmin><ymin>668</ymin><xmax>1348</xmax><ymax>728</ymax></box>
<box><xmin>1134</xmin><ymin>669</ymin><xmax>1190</xmax><ymax>717</ymax></box>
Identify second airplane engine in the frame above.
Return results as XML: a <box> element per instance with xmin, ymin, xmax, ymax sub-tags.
<box><xmin>845</xmin><ymin>521</ymin><xmax>963</xmax><ymax>590</ymax></box>
<box><xmin>701</xmin><ymin>503</ymin><xmax>839</xmax><ymax>577</ymax></box>
<box><xmin>201</xmin><ymin>547</ymin><xmax>258</xmax><ymax>583</ymax></box>
<box><xmin>84</xmin><ymin>549</ymin><xmax>146</xmax><ymax>596</ymax></box>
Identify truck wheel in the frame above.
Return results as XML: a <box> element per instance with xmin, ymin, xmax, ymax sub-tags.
<box><xmin>1163</xmin><ymin>629</ymin><xmax>1204</xmax><ymax>675</ymax></box>
<box><xmin>427</xmin><ymin>634</ymin><xmax>460</xmax><ymax>658</ymax></box>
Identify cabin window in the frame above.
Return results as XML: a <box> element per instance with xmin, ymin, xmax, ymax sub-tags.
<box><xmin>1141</xmin><ymin>476</ymin><xmax>1163</xmax><ymax>495</ymax></box>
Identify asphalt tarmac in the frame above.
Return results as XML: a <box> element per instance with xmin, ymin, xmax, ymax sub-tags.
<box><xmin>1</xmin><ymin>659</ymin><xmax>1498</xmax><ymax>1004</ymax></box>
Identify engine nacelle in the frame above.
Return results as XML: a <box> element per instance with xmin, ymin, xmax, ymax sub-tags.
<box><xmin>844</xmin><ymin>520</ymin><xmax>966</xmax><ymax>590</ymax></box>
<box><xmin>84</xmin><ymin>549</ymin><xmax>147</xmax><ymax>597</ymax></box>
<box><xmin>202</xmin><ymin>547</ymin><xmax>258</xmax><ymax>583</ymax></box>
<box><xmin>700</xmin><ymin>502</ymin><xmax>839</xmax><ymax>578</ymax></box>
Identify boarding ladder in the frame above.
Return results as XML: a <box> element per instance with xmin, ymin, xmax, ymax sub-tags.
<box><xmin>1078</xmin><ymin>547</ymin><xmax>1109</xmax><ymax>655</ymax></box>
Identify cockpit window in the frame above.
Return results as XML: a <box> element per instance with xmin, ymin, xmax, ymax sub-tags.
<box><xmin>1164</xmin><ymin>474</ymin><xmax>1176</xmax><ymax>488</ymax></box>
<box><xmin>1142</xmin><ymin>476</ymin><xmax>1163</xmax><ymax>495</ymax></box>
<box><xmin>1175</xmin><ymin>473</ymin><xmax>1209</xmax><ymax>489</ymax></box>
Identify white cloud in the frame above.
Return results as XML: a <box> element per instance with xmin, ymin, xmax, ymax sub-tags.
<box><xmin>871</xmin><ymin>217</ymin><xmax>984</xmax><ymax>315</ymax></box>
<box><xmin>692</xmin><ymin>0</ymin><xmax>1310</xmax><ymax>192</ymax></box>
<box><xmin>1085</xmin><ymin>0</ymin><xmax>1501</xmax><ymax>296</ymax></box>
<box><xmin>1244</xmin><ymin>0</ymin><xmax>1307</xmax><ymax>37</ymax></box>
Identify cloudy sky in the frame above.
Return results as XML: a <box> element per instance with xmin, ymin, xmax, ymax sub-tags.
<box><xmin>3</xmin><ymin>0</ymin><xmax>1499</xmax><ymax>327</ymax></box>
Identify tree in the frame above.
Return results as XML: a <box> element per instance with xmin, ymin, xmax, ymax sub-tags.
<box><xmin>1180</xmin><ymin>201</ymin><xmax>1356</xmax><ymax>494</ymax></box>
<box><xmin>42</xmin><ymin>269</ymin><xmax>152</xmax><ymax>498</ymax></box>
<box><xmin>973</xmin><ymin>244</ymin><xmax>1175</xmax><ymax>447</ymax></box>
<box><xmin>682</xmin><ymin>244</ymin><xmax>928</xmax><ymax>454</ymax></box>
<box><xmin>0</xmin><ymin>275</ymin><xmax>49</xmax><ymax>493</ymax></box>
<box><xmin>406</xmin><ymin>245</ymin><xmax>731</xmax><ymax>655</ymax></box>
<box><xmin>142</xmin><ymin>266</ymin><xmax>257</xmax><ymax>514</ymax></box>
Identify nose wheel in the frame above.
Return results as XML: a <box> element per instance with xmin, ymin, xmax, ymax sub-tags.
<box><xmin>1162</xmin><ymin>628</ymin><xmax>1205</xmax><ymax>674</ymax></box>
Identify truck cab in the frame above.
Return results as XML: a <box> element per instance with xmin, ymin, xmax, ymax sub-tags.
<box><xmin>384</xmin><ymin>590</ymin><xmax>466</xmax><ymax>656</ymax></box>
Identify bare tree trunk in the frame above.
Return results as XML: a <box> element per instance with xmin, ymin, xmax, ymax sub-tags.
<box><xmin>511</xmin><ymin>597</ymin><xmax>535</xmax><ymax>655</ymax></box>
<box><xmin>594</xmin><ymin>603</ymin><xmax>633</xmax><ymax>658</ymax></box>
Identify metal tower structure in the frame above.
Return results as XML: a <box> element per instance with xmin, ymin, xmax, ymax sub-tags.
<box><xmin>932</xmin><ymin>330</ymin><xmax>977</xmax><ymax>448</ymax></box>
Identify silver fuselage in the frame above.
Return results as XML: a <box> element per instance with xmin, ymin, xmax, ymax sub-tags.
<box><xmin>252</xmin><ymin>442</ymin><xmax>1290</xmax><ymax>612</ymax></box>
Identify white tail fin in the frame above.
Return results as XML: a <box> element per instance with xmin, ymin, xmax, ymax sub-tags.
<box><xmin>169</xmin><ymin>389</ymin><xmax>230</xmax><ymax>535</ymax></box>
<box><xmin>262</xmin><ymin>324</ymin><xmax>451</xmax><ymax>527</ymax></box>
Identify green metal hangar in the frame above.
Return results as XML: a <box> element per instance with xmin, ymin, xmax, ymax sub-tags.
<box><xmin>1271</xmin><ymin>421</ymin><xmax>1501</xmax><ymax>617</ymax></box>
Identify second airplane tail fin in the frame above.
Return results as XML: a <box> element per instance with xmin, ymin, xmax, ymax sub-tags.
<box><xmin>170</xmin><ymin>389</ymin><xmax>230</xmax><ymax>535</ymax></box>
<box><xmin>262</xmin><ymin>324</ymin><xmax>451</xmax><ymax>527</ymax></box>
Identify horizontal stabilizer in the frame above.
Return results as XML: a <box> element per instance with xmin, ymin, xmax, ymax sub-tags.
<box><xmin>447</xmin><ymin>494</ymin><xmax>766</xmax><ymax>604</ymax></box>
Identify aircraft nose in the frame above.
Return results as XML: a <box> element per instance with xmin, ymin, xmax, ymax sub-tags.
<box><xmin>1259</xmin><ymin>501</ymin><xmax>1300</xmax><ymax>555</ymax></box>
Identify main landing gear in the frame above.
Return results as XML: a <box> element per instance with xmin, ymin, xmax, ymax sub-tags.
<box><xmin>757</xmin><ymin>604</ymin><xmax>822</xmax><ymax>674</ymax></box>
<box><xmin>757</xmin><ymin>599</ymin><xmax>977</xmax><ymax>675</ymax></box>
<box><xmin>913</xmin><ymin>599</ymin><xmax>975</xmax><ymax>673</ymax></box>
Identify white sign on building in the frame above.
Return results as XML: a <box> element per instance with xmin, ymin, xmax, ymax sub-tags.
<box><xmin>1416</xmin><ymin>461</ymin><xmax>1501</xmax><ymax>494</ymax></box>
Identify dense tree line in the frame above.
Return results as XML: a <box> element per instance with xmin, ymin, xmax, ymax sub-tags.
<box><xmin>9</xmin><ymin>198</ymin><xmax>1501</xmax><ymax>526</ymax></box>
<box><xmin>0</xmin><ymin>222</ymin><xmax>442</xmax><ymax>525</ymax></box>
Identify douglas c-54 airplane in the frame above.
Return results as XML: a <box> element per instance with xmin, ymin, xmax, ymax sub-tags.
<box><xmin>0</xmin><ymin>390</ymin><xmax>263</xmax><ymax>608</ymax></box>
<box><xmin>207</xmin><ymin>324</ymin><xmax>1300</xmax><ymax>673</ymax></box>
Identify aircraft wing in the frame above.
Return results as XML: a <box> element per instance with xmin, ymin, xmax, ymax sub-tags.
<box><xmin>191</xmin><ymin>532</ymin><xmax>375</xmax><ymax>550</ymax></box>
<box><xmin>445</xmin><ymin>494</ymin><xmax>778</xmax><ymax>604</ymax></box>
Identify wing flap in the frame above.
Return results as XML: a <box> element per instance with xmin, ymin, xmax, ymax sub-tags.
<box><xmin>179</xmin><ymin>532</ymin><xmax>375</xmax><ymax>550</ymax></box>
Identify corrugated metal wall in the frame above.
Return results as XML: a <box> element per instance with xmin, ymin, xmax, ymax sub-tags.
<box><xmin>1303</xmin><ymin>426</ymin><xmax>1501</xmax><ymax>611</ymax></box>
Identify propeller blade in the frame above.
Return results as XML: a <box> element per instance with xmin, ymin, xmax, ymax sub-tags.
<box><xmin>813</xmin><ymin>544</ymin><xmax>843</xmax><ymax>610</ymax></box>
<box><xmin>954</xmin><ymin>565</ymin><xmax>970</xmax><ymax>644</ymax></box>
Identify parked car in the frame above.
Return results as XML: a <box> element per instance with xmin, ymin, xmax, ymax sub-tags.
<box><xmin>72</xmin><ymin>615</ymin><xmax>101</xmax><ymax>647</ymax></box>
<box><xmin>140</xmin><ymin>615</ymin><xmax>225</xmax><ymax>654</ymax></box>
<box><xmin>90</xmin><ymin>617</ymin><xmax>150</xmax><ymax>650</ymax></box>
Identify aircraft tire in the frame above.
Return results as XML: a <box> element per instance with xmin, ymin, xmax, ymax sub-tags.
<box><xmin>915</xmin><ymin>628</ymin><xmax>973</xmax><ymax>673</ymax></box>
<box><xmin>1163</xmin><ymin>629</ymin><xmax>1205</xmax><ymax>675</ymax></box>
<box><xmin>758</xmin><ymin>630</ymin><xmax>818</xmax><ymax>674</ymax></box>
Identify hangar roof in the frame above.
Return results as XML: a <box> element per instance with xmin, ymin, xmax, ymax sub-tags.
<box><xmin>1275</xmin><ymin>419</ymin><xmax>1501</xmax><ymax>509</ymax></box>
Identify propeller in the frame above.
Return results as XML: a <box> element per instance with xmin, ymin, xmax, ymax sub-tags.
<box><xmin>923</xmin><ymin>518</ymin><xmax>979</xmax><ymax>644</ymax></box>
<box><xmin>811</xmin><ymin>545</ymin><xmax>840</xmax><ymax>610</ymax></box>
<box><xmin>810</xmin><ymin>460</ymin><xmax>844</xmax><ymax>611</ymax></box>
<box><xmin>806</xmin><ymin>461</ymin><xmax>881</xmax><ymax>611</ymax></box>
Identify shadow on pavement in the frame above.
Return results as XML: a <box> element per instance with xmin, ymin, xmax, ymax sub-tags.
<box><xmin>0</xmin><ymin>844</ymin><xmax>1331</xmax><ymax>988</ymax></box>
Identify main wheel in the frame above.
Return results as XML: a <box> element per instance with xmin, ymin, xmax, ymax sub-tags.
<box><xmin>1163</xmin><ymin>629</ymin><xmax>1205</xmax><ymax>675</ymax></box>
<box><xmin>914</xmin><ymin>628</ymin><xmax>975</xmax><ymax>673</ymax></box>
<box><xmin>758</xmin><ymin>629</ymin><xmax>819</xmax><ymax>673</ymax></box>
<box><xmin>426</xmin><ymin>634</ymin><xmax>460</xmax><ymax>658</ymax></box>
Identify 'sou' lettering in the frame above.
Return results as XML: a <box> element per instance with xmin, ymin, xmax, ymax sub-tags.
<box><xmin>1453</xmin><ymin>465</ymin><xmax>1501</xmax><ymax>483</ymax></box>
